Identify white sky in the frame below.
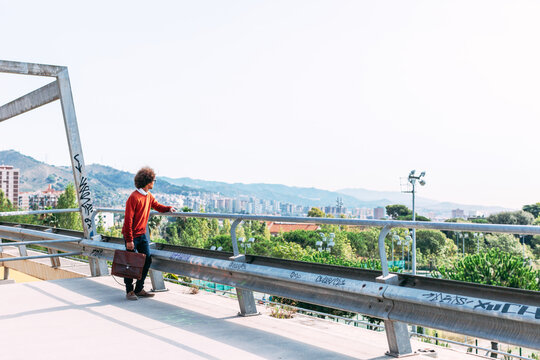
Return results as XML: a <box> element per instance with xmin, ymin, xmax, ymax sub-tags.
<box><xmin>1</xmin><ymin>0</ymin><xmax>539</xmax><ymax>209</ymax></box>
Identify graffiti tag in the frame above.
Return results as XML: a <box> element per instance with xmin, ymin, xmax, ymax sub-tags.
<box><xmin>90</xmin><ymin>249</ymin><xmax>103</xmax><ymax>257</ymax></box>
<box><xmin>290</xmin><ymin>271</ymin><xmax>301</xmax><ymax>280</ymax></box>
<box><xmin>474</xmin><ymin>301</ymin><xmax>540</xmax><ymax>319</ymax></box>
<box><xmin>423</xmin><ymin>292</ymin><xmax>474</xmax><ymax>305</ymax></box>
<box><xmin>170</xmin><ymin>252</ymin><xmax>191</xmax><ymax>262</ymax></box>
<box><xmin>315</xmin><ymin>275</ymin><xmax>346</xmax><ymax>287</ymax></box>
<box><xmin>229</xmin><ymin>262</ymin><xmax>247</xmax><ymax>271</ymax></box>
<box><xmin>74</xmin><ymin>154</ymin><xmax>83</xmax><ymax>173</ymax></box>
<box><xmin>72</xmin><ymin>154</ymin><xmax>95</xmax><ymax>232</ymax></box>
<box><xmin>78</xmin><ymin>176</ymin><xmax>94</xmax><ymax>216</ymax></box>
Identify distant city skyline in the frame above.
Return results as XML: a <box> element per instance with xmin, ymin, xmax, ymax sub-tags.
<box><xmin>1</xmin><ymin>1</ymin><xmax>539</xmax><ymax>209</ymax></box>
<box><xmin>0</xmin><ymin>149</ymin><xmax>510</xmax><ymax>221</ymax></box>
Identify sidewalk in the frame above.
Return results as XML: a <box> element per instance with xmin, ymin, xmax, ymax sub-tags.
<box><xmin>0</xmin><ymin>275</ymin><xmax>484</xmax><ymax>360</ymax></box>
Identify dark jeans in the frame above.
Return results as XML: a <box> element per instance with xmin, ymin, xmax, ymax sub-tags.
<box><xmin>124</xmin><ymin>234</ymin><xmax>152</xmax><ymax>294</ymax></box>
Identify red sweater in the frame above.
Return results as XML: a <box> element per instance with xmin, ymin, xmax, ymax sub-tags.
<box><xmin>122</xmin><ymin>190</ymin><xmax>172</xmax><ymax>243</ymax></box>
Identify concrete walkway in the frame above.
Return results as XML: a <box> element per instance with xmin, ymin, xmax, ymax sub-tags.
<box><xmin>0</xmin><ymin>276</ymin><xmax>483</xmax><ymax>360</ymax></box>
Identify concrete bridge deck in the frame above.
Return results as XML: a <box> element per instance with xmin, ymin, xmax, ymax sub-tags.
<box><xmin>0</xmin><ymin>276</ymin><xmax>483</xmax><ymax>360</ymax></box>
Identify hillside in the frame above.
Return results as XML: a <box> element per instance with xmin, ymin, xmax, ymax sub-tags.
<box><xmin>1</xmin><ymin>150</ymin><xmax>511</xmax><ymax>216</ymax></box>
<box><xmin>165</xmin><ymin>177</ymin><xmax>511</xmax><ymax>217</ymax></box>
<box><xmin>0</xmin><ymin>150</ymin><xmax>202</xmax><ymax>206</ymax></box>
<box><xmin>162</xmin><ymin>177</ymin><xmax>379</xmax><ymax>208</ymax></box>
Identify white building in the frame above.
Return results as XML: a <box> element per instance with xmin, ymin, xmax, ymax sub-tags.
<box><xmin>0</xmin><ymin>165</ymin><xmax>20</xmax><ymax>207</ymax></box>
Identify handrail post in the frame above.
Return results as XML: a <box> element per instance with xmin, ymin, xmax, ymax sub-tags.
<box><xmin>87</xmin><ymin>210</ymin><xmax>108</xmax><ymax>277</ymax></box>
<box><xmin>378</xmin><ymin>225</ymin><xmax>392</xmax><ymax>277</ymax></box>
<box><xmin>376</xmin><ymin>225</ymin><xmax>413</xmax><ymax>357</ymax></box>
<box><xmin>229</xmin><ymin>218</ymin><xmax>259</xmax><ymax>316</ymax></box>
<box><xmin>230</xmin><ymin>218</ymin><xmax>242</xmax><ymax>256</ymax></box>
<box><xmin>147</xmin><ymin>218</ymin><xmax>167</xmax><ymax>292</ymax></box>
<box><xmin>0</xmin><ymin>239</ymin><xmax>8</xmax><ymax>280</ymax></box>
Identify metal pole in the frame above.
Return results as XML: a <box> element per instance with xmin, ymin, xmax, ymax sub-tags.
<box><xmin>401</xmin><ymin>244</ymin><xmax>404</xmax><ymax>270</ymax></box>
<box><xmin>407</xmin><ymin>244</ymin><xmax>410</xmax><ymax>272</ymax></box>
<box><xmin>0</xmin><ymin>251</ymin><xmax>82</xmax><ymax>262</ymax></box>
<box><xmin>411</xmin><ymin>181</ymin><xmax>416</xmax><ymax>275</ymax></box>
<box><xmin>391</xmin><ymin>238</ymin><xmax>394</xmax><ymax>264</ymax></box>
<box><xmin>0</xmin><ymin>238</ymin><xmax>80</xmax><ymax>247</ymax></box>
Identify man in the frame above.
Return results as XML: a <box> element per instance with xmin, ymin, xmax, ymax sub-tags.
<box><xmin>122</xmin><ymin>167</ymin><xmax>176</xmax><ymax>300</ymax></box>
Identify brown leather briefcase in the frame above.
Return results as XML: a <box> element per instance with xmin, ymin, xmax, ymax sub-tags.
<box><xmin>111</xmin><ymin>250</ymin><xmax>146</xmax><ymax>280</ymax></box>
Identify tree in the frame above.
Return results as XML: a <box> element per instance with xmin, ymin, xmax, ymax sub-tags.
<box><xmin>416</xmin><ymin>230</ymin><xmax>448</xmax><ymax>256</ymax></box>
<box><xmin>261</xmin><ymin>222</ymin><xmax>271</xmax><ymax>240</ymax></box>
<box><xmin>331</xmin><ymin>232</ymin><xmax>354</xmax><ymax>260</ymax></box>
<box><xmin>397</xmin><ymin>214</ymin><xmax>431</xmax><ymax>221</ymax></box>
<box><xmin>165</xmin><ymin>223</ymin><xmax>180</xmax><ymax>244</ymax></box>
<box><xmin>208</xmin><ymin>234</ymin><xmax>233</xmax><ymax>252</ymax></box>
<box><xmin>523</xmin><ymin>203</ymin><xmax>540</xmax><ymax>219</ymax></box>
<box><xmin>0</xmin><ymin>189</ymin><xmax>13</xmax><ymax>211</ymax></box>
<box><xmin>56</xmin><ymin>184</ymin><xmax>82</xmax><ymax>231</ymax></box>
<box><xmin>436</xmin><ymin>249</ymin><xmax>539</xmax><ymax>291</ymax></box>
<box><xmin>487</xmin><ymin>210</ymin><xmax>534</xmax><ymax>225</ymax></box>
<box><xmin>148</xmin><ymin>216</ymin><xmax>163</xmax><ymax>238</ymax></box>
<box><xmin>307</xmin><ymin>207</ymin><xmax>325</xmax><ymax>217</ymax></box>
<box><xmin>176</xmin><ymin>215</ymin><xmax>210</xmax><ymax>248</ymax></box>
<box><xmin>282</xmin><ymin>230</ymin><xmax>320</xmax><ymax>249</ymax></box>
<box><xmin>221</xmin><ymin>219</ymin><xmax>231</xmax><ymax>235</ymax></box>
<box><xmin>385</xmin><ymin>205</ymin><xmax>411</xmax><ymax>220</ymax></box>
<box><xmin>470</xmin><ymin>218</ymin><xmax>488</xmax><ymax>224</ymax></box>
<box><xmin>209</xmin><ymin>218</ymin><xmax>220</xmax><ymax>238</ymax></box>
<box><xmin>0</xmin><ymin>189</ymin><xmax>41</xmax><ymax>225</ymax></box>
<box><xmin>531</xmin><ymin>235</ymin><xmax>540</xmax><ymax>258</ymax></box>
<box><xmin>484</xmin><ymin>233</ymin><xmax>532</xmax><ymax>257</ymax></box>
<box><xmin>347</xmin><ymin>228</ymin><xmax>384</xmax><ymax>259</ymax></box>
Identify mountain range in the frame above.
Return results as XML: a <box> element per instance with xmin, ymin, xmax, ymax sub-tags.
<box><xmin>0</xmin><ymin>150</ymin><xmax>510</xmax><ymax>217</ymax></box>
<box><xmin>0</xmin><ymin>150</ymin><xmax>200</xmax><ymax>206</ymax></box>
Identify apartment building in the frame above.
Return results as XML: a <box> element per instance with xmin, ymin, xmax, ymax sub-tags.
<box><xmin>18</xmin><ymin>185</ymin><xmax>64</xmax><ymax>210</ymax></box>
<box><xmin>0</xmin><ymin>165</ymin><xmax>20</xmax><ymax>207</ymax></box>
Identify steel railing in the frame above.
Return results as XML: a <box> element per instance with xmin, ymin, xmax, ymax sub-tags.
<box><xmin>0</xmin><ymin>207</ymin><xmax>539</xmax><ymax>357</ymax></box>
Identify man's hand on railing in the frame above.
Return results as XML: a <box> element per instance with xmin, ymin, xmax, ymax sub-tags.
<box><xmin>170</xmin><ymin>207</ymin><xmax>177</xmax><ymax>212</ymax></box>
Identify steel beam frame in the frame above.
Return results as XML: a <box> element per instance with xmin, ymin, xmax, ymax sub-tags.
<box><xmin>0</xmin><ymin>60</ymin><xmax>97</xmax><ymax>238</ymax></box>
<box><xmin>0</xmin><ymin>60</ymin><xmax>106</xmax><ymax>275</ymax></box>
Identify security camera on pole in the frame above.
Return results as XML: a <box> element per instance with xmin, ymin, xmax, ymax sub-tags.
<box><xmin>401</xmin><ymin>170</ymin><xmax>426</xmax><ymax>275</ymax></box>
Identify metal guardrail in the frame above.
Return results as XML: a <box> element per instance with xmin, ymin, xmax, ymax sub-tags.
<box><xmin>0</xmin><ymin>208</ymin><xmax>539</xmax><ymax>357</ymax></box>
<box><xmin>0</xmin><ymin>223</ymin><xmax>83</xmax><ymax>265</ymax></box>
<box><xmin>166</xmin><ymin>277</ymin><xmax>535</xmax><ymax>360</ymax></box>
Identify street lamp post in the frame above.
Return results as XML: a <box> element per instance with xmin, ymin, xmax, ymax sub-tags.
<box><xmin>239</xmin><ymin>237</ymin><xmax>246</xmax><ymax>253</ymax></box>
<box><xmin>391</xmin><ymin>232</ymin><xmax>400</xmax><ymax>265</ymax></box>
<box><xmin>473</xmin><ymin>233</ymin><xmax>482</xmax><ymax>253</ymax></box>
<box><xmin>405</xmin><ymin>170</ymin><xmax>426</xmax><ymax>275</ymax></box>
<box><xmin>316</xmin><ymin>232</ymin><xmax>335</xmax><ymax>253</ymax></box>
<box><xmin>405</xmin><ymin>235</ymin><xmax>412</xmax><ymax>272</ymax></box>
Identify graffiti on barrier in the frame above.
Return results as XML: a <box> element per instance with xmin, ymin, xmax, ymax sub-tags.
<box><xmin>422</xmin><ymin>292</ymin><xmax>474</xmax><ymax>306</ymax></box>
<box><xmin>474</xmin><ymin>300</ymin><xmax>540</xmax><ymax>319</ymax></box>
<box><xmin>315</xmin><ymin>275</ymin><xmax>346</xmax><ymax>287</ymax></box>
